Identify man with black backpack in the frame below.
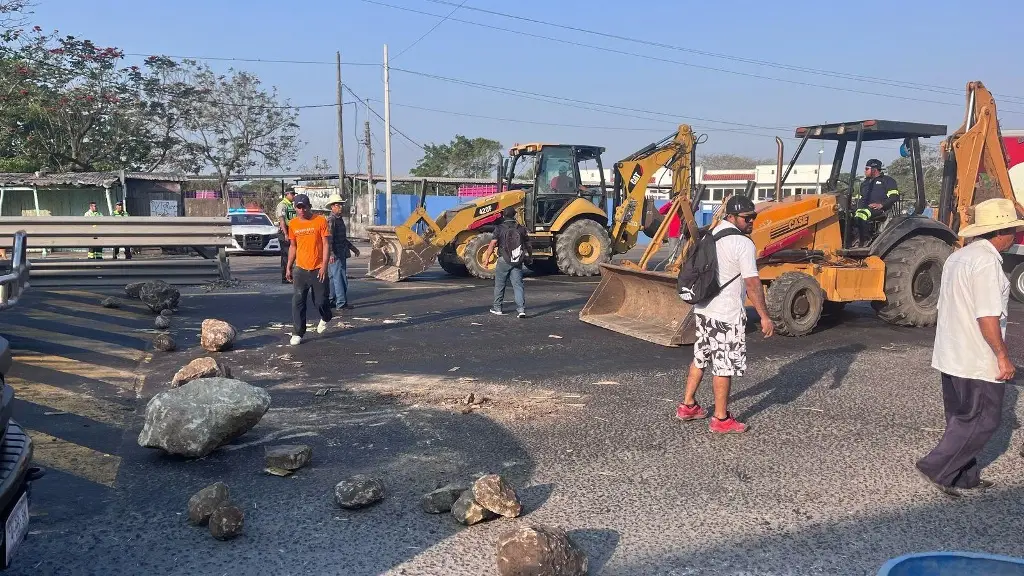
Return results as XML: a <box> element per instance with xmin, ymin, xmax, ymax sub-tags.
<box><xmin>486</xmin><ymin>207</ymin><xmax>531</xmax><ymax>318</ymax></box>
<box><xmin>675</xmin><ymin>195</ymin><xmax>773</xmax><ymax>433</ymax></box>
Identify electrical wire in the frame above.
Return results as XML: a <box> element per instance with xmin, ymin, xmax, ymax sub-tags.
<box><xmin>343</xmin><ymin>84</ymin><xmax>425</xmax><ymax>150</ymax></box>
<box><xmin>122</xmin><ymin>52</ymin><xmax>378</xmax><ymax>67</ymax></box>
<box><xmin>390</xmin><ymin>0</ymin><xmax>468</xmax><ymax>61</ymax></box>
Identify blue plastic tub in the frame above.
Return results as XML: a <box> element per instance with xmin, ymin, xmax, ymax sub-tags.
<box><xmin>879</xmin><ymin>551</ymin><xmax>1024</xmax><ymax>575</ymax></box>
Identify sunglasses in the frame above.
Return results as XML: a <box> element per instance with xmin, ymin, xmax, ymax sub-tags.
<box><xmin>738</xmin><ymin>212</ymin><xmax>757</xmax><ymax>221</ymax></box>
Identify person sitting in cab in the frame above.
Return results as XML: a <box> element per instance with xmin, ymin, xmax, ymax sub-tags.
<box><xmin>850</xmin><ymin>158</ymin><xmax>900</xmax><ymax>247</ymax></box>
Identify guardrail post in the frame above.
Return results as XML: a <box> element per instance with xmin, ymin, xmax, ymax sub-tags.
<box><xmin>217</xmin><ymin>247</ymin><xmax>231</xmax><ymax>281</ymax></box>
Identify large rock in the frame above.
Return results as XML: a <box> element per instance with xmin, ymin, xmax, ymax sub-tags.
<box><xmin>333</xmin><ymin>475</ymin><xmax>384</xmax><ymax>509</ymax></box>
<box><xmin>265</xmin><ymin>444</ymin><xmax>312</xmax><ymax>471</ymax></box>
<box><xmin>137</xmin><ymin>377</ymin><xmax>271</xmax><ymax>458</ymax></box>
<box><xmin>160</xmin><ymin>308</ymin><xmax>174</xmax><ymax>317</ymax></box>
<box><xmin>139</xmin><ymin>280</ymin><xmax>180</xmax><ymax>314</ymax></box>
<box><xmin>125</xmin><ymin>281</ymin><xmax>145</xmax><ymax>299</ymax></box>
<box><xmin>208</xmin><ymin>503</ymin><xmax>244</xmax><ymax>540</ymax></box>
<box><xmin>155</xmin><ymin>315</ymin><xmax>171</xmax><ymax>330</ymax></box>
<box><xmin>171</xmin><ymin>357</ymin><xmax>232</xmax><ymax>388</ymax></box>
<box><xmin>421</xmin><ymin>484</ymin><xmax>467</xmax><ymax>514</ymax></box>
<box><xmin>473</xmin><ymin>474</ymin><xmax>522</xmax><ymax>518</ymax></box>
<box><xmin>101</xmin><ymin>297</ymin><xmax>120</xmax><ymax>309</ymax></box>
<box><xmin>201</xmin><ymin>319</ymin><xmax>237</xmax><ymax>352</ymax></box>
<box><xmin>451</xmin><ymin>490</ymin><xmax>497</xmax><ymax>526</ymax></box>
<box><xmin>187</xmin><ymin>482</ymin><xmax>229</xmax><ymax>526</ymax></box>
<box><xmin>152</xmin><ymin>333</ymin><xmax>177</xmax><ymax>352</ymax></box>
<box><xmin>496</xmin><ymin>525</ymin><xmax>588</xmax><ymax>576</ymax></box>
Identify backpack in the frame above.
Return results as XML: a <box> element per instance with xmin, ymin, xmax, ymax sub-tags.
<box><xmin>677</xmin><ymin>227</ymin><xmax>745</xmax><ymax>305</ymax></box>
<box><xmin>499</xmin><ymin>221</ymin><xmax>526</xmax><ymax>267</ymax></box>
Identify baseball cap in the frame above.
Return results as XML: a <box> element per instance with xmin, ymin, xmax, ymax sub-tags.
<box><xmin>293</xmin><ymin>194</ymin><xmax>311</xmax><ymax>207</ymax></box>
<box><xmin>725</xmin><ymin>195</ymin><xmax>756</xmax><ymax>215</ymax></box>
<box><xmin>865</xmin><ymin>159</ymin><xmax>883</xmax><ymax>170</ymax></box>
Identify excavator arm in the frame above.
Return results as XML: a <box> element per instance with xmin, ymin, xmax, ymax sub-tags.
<box><xmin>940</xmin><ymin>81</ymin><xmax>1024</xmax><ymax>232</ymax></box>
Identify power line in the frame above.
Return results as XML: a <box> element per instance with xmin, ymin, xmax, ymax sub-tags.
<box><xmin>418</xmin><ymin>0</ymin><xmax>1024</xmax><ymax>106</ymax></box>
<box><xmin>364</xmin><ymin>0</ymin><xmax>1024</xmax><ymax>114</ymax></box>
<box><xmin>343</xmin><ymin>84</ymin><xmax>425</xmax><ymax>150</ymax></box>
<box><xmin>390</xmin><ymin>0</ymin><xmax>468</xmax><ymax>61</ymax></box>
<box><xmin>122</xmin><ymin>52</ymin><xmax>379</xmax><ymax>67</ymax></box>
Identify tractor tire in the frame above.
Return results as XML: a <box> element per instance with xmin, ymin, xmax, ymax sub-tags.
<box><xmin>872</xmin><ymin>235</ymin><xmax>953</xmax><ymax>327</ymax></box>
<box><xmin>463</xmin><ymin>232</ymin><xmax>497</xmax><ymax>280</ymax></box>
<box><xmin>766</xmin><ymin>272</ymin><xmax>824</xmax><ymax>337</ymax></box>
<box><xmin>438</xmin><ymin>245</ymin><xmax>468</xmax><ymax>277</ymax></box>
<box><xmin>1010</xmin><ymin>262</ymin><xmax>1024</xmax><ymax>304</ymax></box>
<box><xmin>526</xmin><ymin>258</ymin><xmax>559</xmax><ymax>275</ymax></box>
<box><xmin>555</xmin><ymin>219</ymin><xmax>612</xmax><ymax>277</ymax></box>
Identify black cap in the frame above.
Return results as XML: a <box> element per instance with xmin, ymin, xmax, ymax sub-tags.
<box><xmin>502</xmin><ymin>207</ymin><xmax>517</xmax><ymax>219</ymax></box>
<box><xmin>725</xmin><ymin>195</ymin><xmax>756</xmax><ymax>215</ymax></box>
<box><xmin>865</xmin><ymin>159</ymin><xmax>883</xmax><ymax>170</ymax></box>
<box><xmin>293</xmin><ymin>194</ymin><xmax>311</xmax><ymax>207</ymax></box>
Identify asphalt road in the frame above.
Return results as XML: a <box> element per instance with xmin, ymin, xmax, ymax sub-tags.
<box><xmin>5</xmin><ymin>250</ymin><xmax>1024</xmax><ymax>575</ymax></box>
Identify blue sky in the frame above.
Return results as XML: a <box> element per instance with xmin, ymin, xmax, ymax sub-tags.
<box><xmin>29</xmin><ymin>0</ymin><xmax>1024</xmax><ymax>175</ymax></box>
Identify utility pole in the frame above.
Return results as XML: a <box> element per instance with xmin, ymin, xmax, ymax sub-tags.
<box><xmin>383</xmin><ymin>43</ymin><xmax>393</xmax><ymax>226</ymax></box>
<box><xmin>365</xmin><ymin>120</ymin><xmax>375</xmax><ymax>226</ymax></box>
<box><xmin>335</xmin><ymin>51</ymin><xmax>346</xmax><ymax>201</ymax></box>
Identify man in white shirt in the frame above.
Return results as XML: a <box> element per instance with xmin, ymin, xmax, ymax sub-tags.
<box><xmin>676</xmin><ymin>195</ymin><xmax>774</xmax><ymax>433</ymax></box>
<box><xmin>916</xmin><ymin>198</ymin><xmax>1023</xmax><ymax>497</ymax></box>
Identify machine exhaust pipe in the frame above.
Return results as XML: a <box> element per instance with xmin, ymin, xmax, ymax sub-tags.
<box><xmin>775</xmin><ymin>137</ymin><xmax>784</xmax><ymax>200</ymax></box>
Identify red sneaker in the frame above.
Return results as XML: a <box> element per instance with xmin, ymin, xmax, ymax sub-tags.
<box><xmin>676</xmin><ymin>402</ymin><xmax>707</xmax><ymax>421</ymax></box>
<box><xmin>710</xmin><ymin>412</ymin><xmax>747</xmax><ymax>434</ymax></box>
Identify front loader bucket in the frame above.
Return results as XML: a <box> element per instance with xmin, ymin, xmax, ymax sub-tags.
<box><xmin>366</xmin><ymin>225</ymin><xmax>441</xmax><ymax>282</ymax></box>
<box><xmin>579</xmin><ymin>263</ymin><xmax>697</xmax><ymax>347</ymax></box>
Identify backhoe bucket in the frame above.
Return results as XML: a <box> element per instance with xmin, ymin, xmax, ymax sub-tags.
<box><xmin>366</xmin><ymin>225</ymin><xmax>441</xmax><ymax>282</ymax></box>
<box><xmin>579</xmin><ymin>263</ymin><xmax>697</xmax><ymax>347</ymax></box>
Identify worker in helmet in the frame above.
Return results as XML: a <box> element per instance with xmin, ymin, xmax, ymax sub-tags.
<box><xmin>851</xmin><ymin>159</ymin><xmax>901</xmax><ymax>247</ymax></box>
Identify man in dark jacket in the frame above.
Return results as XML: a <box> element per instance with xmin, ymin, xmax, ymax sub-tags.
<box><xmin>851</xmin><ymin>159</ymin><xmax>901</xmax><ymax>247</ymax></box>
<box><xmin>326</xmin><ymin>193</ymin><xmax>359</xmax><ymax>310</ymax></box>
<box><xmin>486</xmin><ymin>207</ymin><xmax>531</xmax><ymax>318</ymax></box>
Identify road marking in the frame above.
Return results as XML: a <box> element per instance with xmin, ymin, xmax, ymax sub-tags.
<box><xmin>7</xmin><ymin>378</ymin><xmax>130</xmax><ymax>427</ymax></box>
<box><xmin>41</xmin><ymin>298</ymin><xmax>147</xmax><ymax>320</ymax></box>
<box><xmin>3</xmin><ymin>325</ymin><xmax>144</xmax><ymax>361</ymax></box>
<box><xmin>12</xmin><ymin>352</ymin><xmax>138</xmax><ymax>391</ymax></box>
<box><xmin>22</xmin><ymin>309</ymin><xmax>142</xmax><ymax>338</ymax></box>
<box><xmin>181</xmin><ymin>291</ymin><xmax>262</xmax><ymax>297</ymax></box>
<box><xmin>27</xmin><ymin>430</ymin><xmax>121</xmax><ymax>487</ymax></box>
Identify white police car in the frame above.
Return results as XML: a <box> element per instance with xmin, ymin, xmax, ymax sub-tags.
<box><xmin>227</xmin><ymin>208</ymin><xmax>282</xmax><ymax>255</ymax></box>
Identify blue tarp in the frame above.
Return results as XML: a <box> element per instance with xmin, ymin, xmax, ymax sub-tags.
<box><xmin>878</xmin><ymin>551</ymin><xmax>1024</xmax><ymax>575</ymax></box>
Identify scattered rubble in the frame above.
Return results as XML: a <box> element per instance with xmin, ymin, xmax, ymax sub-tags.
<box><xmin>155</xmin><ymin>315</ymin><xmax>171</xmax><ymax>330</ymax></box>
<box><xmin>201</xmin><ymin>319</ymin><xmax>237</xmax><ymax>352</ymax></box>
<box><xmin>100</xmin><ymin>297</ymin><xmax>120</xmax><ymax>309</ymax></box>
<box><xmin>187</xmin><ymin>482</ymin><xmax>230</xmax><ymax>526</ymax></box>
<box><xmin>208</xmin><ymin>503</ymin><xmax>244</xmax><ymax>540</ymax></box>
<box><xmin>139</xmin><ymin>280</ymin><xmax>181</xmax><ymax>314</ymax></box>
<box><xmin>473</xmin><ymin>474</ymin><xmax>522</xmax><ymax>518</ymax></box>
<box><xmin>265</xmin><ymin>444</ymin><xmax>311</xmax><ymax>472</ymax></box>
<box><xmin>421</xmin><ymin>485</ymin><xmax>467</xmax><ymax>514</ymax></box>
<box><xmin>451</xmin><ymin>489</ymin><xmax>497</xmax><ymax>526</ymax></box>
<box><xmin>171</xmin><ymin>357</ymin><xmax>232</xmax><ymax>388</ymax></box>
<box><xmin>152</xmin><ymin>333</ymin><xmax>177</xmax><ymax>352</ymax></box>
<box><xmin>125</xmin><ymin>281</ymin><xmax>145</xmax><ymax>299</ymax></box>
<box><xmin>160</xmin><ymin>308</ymin><xmax>174</xmax><ymax>317</ymax></box>
<box><xmin>137</xmin><ymin>377</ymin><xmax>271</xmax><ymax>458</ymax></box>
<box><xmin>496</xmin><ymin>525</ymin><xmax>588</xmax><ymax>576</ymax></box>
<box><xmin>334</xmin><ymin>475</ymin><xmax>385</xmax><ymax>509</ymax></box>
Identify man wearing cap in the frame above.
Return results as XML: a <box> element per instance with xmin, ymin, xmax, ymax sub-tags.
<box><xmin>84</xmin><ymin>201</ymin><xmax>103</xmax><ymax>259</ymax></box>
<box><xmin>326</xmin><ymin>193</ymin><xmax>360</xmax><ymax>310</ymax></box>
<box><xmin>916</xmin><ymin>198</ymin><xmax>1023</xmax><ymax>497</ymax></box>
<box><xmin>850</xmin><ymin>159</ymin><xmax>901</xmax><ymax>247</ymax></box>
<box><xmin>276</xmin><ymin>187</ymin><xmax>297</xmax><ymax>283</ymax></box>
<box><xmin>676</xmin><ymin>195</ymin><xmax>774</xmax><ymax>434</ymax></box>
<box><xmin>285</xmin><ymin>193</ymin><xmax>332</xmax><ymax>346</ymax></box>
<box><xmin>111</xmin><ymin>201</ymin><xmax>132</xmax><ymax>260</ymax></box>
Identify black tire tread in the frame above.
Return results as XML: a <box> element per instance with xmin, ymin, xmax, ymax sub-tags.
<box><xmin>438</xmin><ymin>245</ymin><xmax>469</xmax><ymax>277</ymax></box>
<box><xmin>554</xmin><ymin>219</ymin><xmax>612</xmax><ymax>277</ymax></box>
<box><xmin>765</xmin><ymin>271</ymin><xmax>824</xmax><ymax>337</ymax></box>
<box><xmin>463</xmin><ymin>233</ymin><xmax>496</xmax><ymax>280</ymax></box>
<box><xmin>875</xmin><ymin>235</ymin><xmax>953</xmax><ymax>327</ymax></box>
<box><xmin>1010</xmin><ymin>261</ymin><xmax>1024</xmax><ymax>304</ymax></box>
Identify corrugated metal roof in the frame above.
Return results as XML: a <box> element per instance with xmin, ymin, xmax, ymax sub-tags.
<box><xmin>0</xmin><ymin>171</ymin><xmax>188</xmax><ymax>187</ymax></box>
<box><xmin>702</xmin><ymin>172</ymin><xmax>754</xmax><ymax>182</ymax></box>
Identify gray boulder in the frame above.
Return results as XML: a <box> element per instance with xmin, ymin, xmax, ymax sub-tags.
<box><xmin>201</xmin><ymin>319</ymin><xmax>237</xmax><ymax>352</ymax></box>
<box><xmin>265</xmin><ymin>444</ymin><xmax>312</xmax><ymax>471</ymax></box>
<box><xmin>140</xmin><ymin>280</ymin><xmax>180</xmax><ymax>314</ymax></box>
<box><xmin>160</xmin><ymin>308</ymin><xmax>174</xmax><ymax>317</ymax></box>
<box><xmin>496</xmin><ymin>525</ymin><xmax>588</xmax><ymax>576</ymax></box>
<box><xmin>187</xmin><ymin>482</ymin><xmax>229</xmax><ymax>526</ymax></box>
<box><xmin>473</xmin><ymin>474</ymin><xmax>522</xmax><ymax>518</ymax></box>
<box><xmin>334</xmin><ymin>475</ymin><xmax>384</xmax><ymax>509</ymax></box>
<box><xmin>125</xmin><ymin>281</ymin><xmax>145</xmax><ymax>299</ymax></box>
<box><xmin>101</xmin><ymin>297</ymin><xmax>120</xmax><ymax>309</ymax></box>
<box><xmin>152</xmin><ymin>333</ymin><xmax>176</xmax><ymax>352</ymax></box>
<box><xmin>171</xmin><ymin>357</ymin><xmax>231</xmax><ymax>388</ymax></box>
<box><xmin>421</xmin><ymin>484</ymin><xmax>467</xmax><ymax>514</ymax></box>
<box><xmin>451</xmin><ymin>490</ymin><xmax>497</xmax><ymax>526</ymax></box>
<box><xmin>208</xmin><ymin>503</ymin><xmax>244</xmax><ymax>541</ymax></box>
<box><xmin>137</xmin><ymin>377</ymin><xmax>271</xmax><ymax>458</ymax></box>
<box><xmin>155</xmin><ymin>315</ymin><xmax>171</xmax><ymax>330</ymax></box>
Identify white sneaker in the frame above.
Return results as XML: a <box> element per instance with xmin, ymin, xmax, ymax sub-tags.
<box><xmin>289</xmin><ymin>335</ymin><xmax>302</xmax><ymax>346</ymax></box>
<box><xmin>490</xmin><ymin>308</ymin><xmax>504</xmax><ymax>316</ymax></box>
<box><xmin>316</xmin><ymin>320</ymin><xmax>328</xmax><ymax>334</ymax></box>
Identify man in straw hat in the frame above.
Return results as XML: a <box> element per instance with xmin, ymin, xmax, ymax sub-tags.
<box><xmin>326</xmin><ymin>192</ymin><xmax>359</xmax><ymax>310</ymax></box>
<box><xmin>916</xmin><ymin>198</ymin><xmax>1024</xmax><ymax>497</ymax></box>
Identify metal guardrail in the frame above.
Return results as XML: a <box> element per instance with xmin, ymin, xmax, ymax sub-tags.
<box><xmin>0</xmin><ymin>231</ymin><xmax>29</xmax><ymax>309</ymax></box>
<box><xmin>0</xmin><ymin>217</ymin><xmax>232</xmax><ymax>287</ymax></box>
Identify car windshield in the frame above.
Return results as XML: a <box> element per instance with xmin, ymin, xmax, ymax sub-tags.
<box><xmin>231</xmin><ymin>214</ymin><xmax>272</xmax><ymax>226</ymax></box>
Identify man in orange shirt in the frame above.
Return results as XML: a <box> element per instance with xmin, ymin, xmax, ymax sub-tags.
<box><xmin>285</xmin><ymin>194</ymin><xmax>332</xmax><ymax>345</ymax></box>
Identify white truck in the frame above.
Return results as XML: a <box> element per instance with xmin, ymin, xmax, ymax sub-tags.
<box><xmin>1002</xmin><ymin>130</ymin><xmax>1024</xmax><ymax>302</ymax></box>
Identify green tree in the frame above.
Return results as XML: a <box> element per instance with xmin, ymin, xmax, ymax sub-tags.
<box><xmin>885</xmin><ymin>145</ymin><xmax>943</xmax><ymax>205</ymax></box>
<box><xmin>410</xmin><ymin>135</ymin><xmax>501</xmax><ymax>178</ymax></box>
<box><xmin>698</xmin><ymin>153</ymin><xmax>774</xmax><ymax>170</ymax></box>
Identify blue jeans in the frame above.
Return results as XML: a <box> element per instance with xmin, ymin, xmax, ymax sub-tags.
<box><xmin>328</xmin><ymin>258</ymin><xmax>348</xmax><ymax>308</ymax></box>
<box><xmin>493</xmin><ymin>257</ymin><xmax>525</xmax><ymax>313</ymax></box>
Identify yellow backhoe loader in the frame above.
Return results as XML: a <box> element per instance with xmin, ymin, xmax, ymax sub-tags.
<box><xmin>580</xmin><ymin>81</ymin><xmax>1023</xmax><ymax>346</ymax></box>
<box><xmin>366</xmin><ymin>128</ymin><xmax>698</xmax><ymax>282</ymax></box>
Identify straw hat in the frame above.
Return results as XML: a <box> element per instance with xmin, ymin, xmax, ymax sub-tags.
<box><xmin>959</xmin><ymin>198</ymin><xmax>1024</xmax><ymax>237</ymax></box>
<box><xmin>326</xmin><ymin>193</ymin><xmax>345</xmax><ymax>206</ymax></box>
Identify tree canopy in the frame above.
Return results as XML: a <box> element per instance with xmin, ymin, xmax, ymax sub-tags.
<box><xmin>698</xmin><ymin>153</ymin><xmax>775</xmax><ymax>170</ymax></box>
<box><xmin>410</xmin><ymin>135</ymin><xmax>501</xmax><ymax>178</ymax></box>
